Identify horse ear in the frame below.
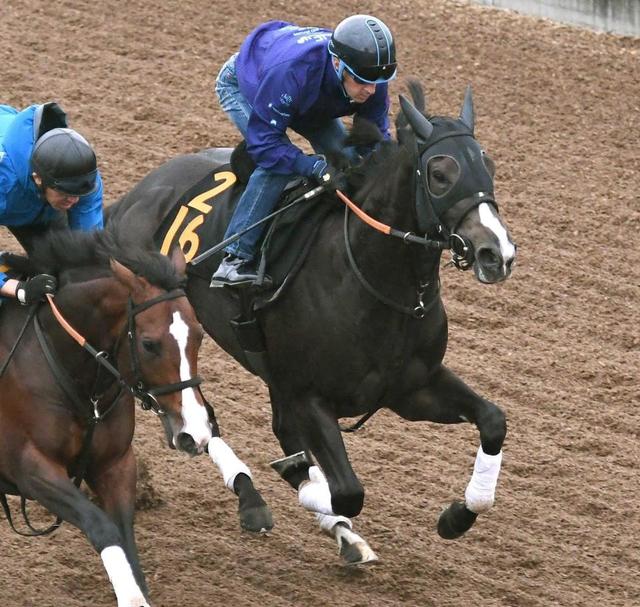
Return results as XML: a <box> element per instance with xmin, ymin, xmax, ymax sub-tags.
<box><xmin>399</xmin><ymin>94</ymin><xmax>433</xmax><ymax>141</ymax></box>
<box><xmin>169</xmin><ymin>245</ymin><xmax>187</xmax><ymax>275</ymax></box>
<box><xmin>110</xmin><ymin>258</ymin><xmax>147</xmax><ymax>293</ymax></box>
<box><xmin>460</xmin><ymin>85</ymin><xmax>475</xmax><ymax>133</ymax></box>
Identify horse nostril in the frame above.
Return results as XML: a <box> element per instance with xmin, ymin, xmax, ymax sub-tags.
<box><xmin>176</xmin><ymin>432</ymin><xmax>197</xmax><ymax>454</ymax></box>
<box><xmin>477</xmin><ymin>247</ymin><xmax>501</xmax><ymax>269</ymax></box>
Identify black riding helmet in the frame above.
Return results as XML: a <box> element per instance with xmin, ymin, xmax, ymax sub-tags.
<box><xmin>328</xmin><ymin>15</ymin><xmax>397</xmax><ymax>84</ymax></box>
<box><xmin>31</xmin><ymin>128</ymin><xmax>98</xmax><ymax>196</ymax></box>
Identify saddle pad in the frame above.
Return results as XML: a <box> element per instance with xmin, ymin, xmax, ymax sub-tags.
<box><xmin>152</xmin><ymin>163</ymin><xmax>333</xmax><ymax>304</ymax></box>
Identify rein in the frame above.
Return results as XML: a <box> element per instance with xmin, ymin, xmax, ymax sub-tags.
<box><xmin>336</xmin><ymin>189</ymin><xmax>450</xmax><ymax>251</ymax></box>
<box><xmin>336</xmin><ymin>188</ymin><xmax>443</xmax><ymax>319</ymax></box>
<box><xmin>47</xmin><ymin>289</ymin><xmax>202</xmax><ymax>415</ymax></box>
<box><xmin>0</xmin><ymin>287</ymin><xmax>201</xmax><ymax>536</ymax></box>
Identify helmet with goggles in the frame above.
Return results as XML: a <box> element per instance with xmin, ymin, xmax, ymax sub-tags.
<box><xmin>328</xmin><ymin>15</ymin><xmax>397</xmax><ymax>84</ymax></box>
<box><xmin>31</xmin><ymin>128</ymin><xmax>98</xmax><ymax>196</ymax></box>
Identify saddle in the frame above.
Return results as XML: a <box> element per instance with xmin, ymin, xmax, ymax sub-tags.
<box><xmin>152</xmin><ymin>142</ymin><xmax>338</xmax><ymax>381</ymax></box>
<box><xmin>155</xmin><ymin>142</ymin><xmax>335</xmax><ymax>307</ymax></box>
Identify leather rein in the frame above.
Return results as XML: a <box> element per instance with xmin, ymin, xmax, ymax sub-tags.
<box><xmin>0</xmin><ymin>287</ymin><xmax>201</xmax><ymax>536</ymax></box>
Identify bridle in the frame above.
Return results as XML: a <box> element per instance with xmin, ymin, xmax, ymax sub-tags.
<box><xmin>125</xmin><ymin>289</ymin><xmax>202</xmax><ymax>415</ymax></box>
<box><xmin>0</xmin><ymin>286</ymin><xmax>202</xmax><ymax>537</ymax></box>
<box><xmin>47</xmin><ymin>287</ymin><xmax>202</xmax><ymax>417</ymax></box>
<box><xmin>411</xmin><ymin>127</ymin><xmax>498</xmax><ymax>271</ymax></box>
<box><xmin>337</xmin><ymin>121</ymin><xmax>498</xmax><ymax>317</ymax></box>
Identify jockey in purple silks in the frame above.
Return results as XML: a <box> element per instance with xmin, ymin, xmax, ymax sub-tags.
<box><xmin>211</xmin><ymin>15</ymin><xmax>397</xmax><ymax>286</ymax></box>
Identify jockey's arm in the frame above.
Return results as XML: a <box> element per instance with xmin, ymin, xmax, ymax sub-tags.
<box><xmin>0</xmin><ymin>278</ymin><xmax>19</xmax><ymax>298</ymax></box>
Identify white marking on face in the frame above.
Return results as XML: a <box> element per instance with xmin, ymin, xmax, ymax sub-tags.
<box><xmin>170</xmin><ymin>312</ymin><xmax>212</xmax><ymax>447</ymax></box>
<box><xmin>478</xmin><ymin>202</ymin><xmax>516</xmax><ymax>267</ymax></box>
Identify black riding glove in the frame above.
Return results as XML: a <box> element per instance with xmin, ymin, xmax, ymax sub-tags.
<box><xmin>16</xmin><ymin>274</ymin><xmax>57</xmax><ymax>305</ymax></box>
<box><xmin>310</xmin><ymin>156</ymin><xmax>346</xmax><ymax>192</ymax></box>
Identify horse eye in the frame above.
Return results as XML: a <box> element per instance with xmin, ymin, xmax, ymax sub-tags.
<box><xmin>433</xmin><ymin>170</ymin><xmax>447</xmax><ymax>182</ymax></box>
<box><xmin>141</xmin><ymin>338</ymin><xmax>161</xmax><ymax>355</ymax></box>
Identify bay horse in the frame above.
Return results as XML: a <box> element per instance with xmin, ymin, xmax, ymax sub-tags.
<box><xmin>107</xmin><ymin>81</ymin><xmax>517</xmax><ymax>564</ymax></box>
<box><xmin>0</xmin><ymin>227</ymin><xmax>214</xmax><ymax>606</ymax></box>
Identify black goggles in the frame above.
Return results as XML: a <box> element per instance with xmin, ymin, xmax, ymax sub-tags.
<box><xmin>48</xmin><ymin>170</ymin><xmax>98</xmax><ymax>196</ymax></box>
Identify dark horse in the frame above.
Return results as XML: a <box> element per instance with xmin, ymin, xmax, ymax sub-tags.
<box><xmin>0</xmin><ymin>227</ymin><xmax>214</xmax><ymax>605</ymax></box>
<box><xmin>107</xmin><ymin>81</ymin><xmax>517</xmax><ymax>564</ymax></box>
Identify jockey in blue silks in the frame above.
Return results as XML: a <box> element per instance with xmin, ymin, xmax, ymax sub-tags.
<box><xmin>211</xmin><ymin>15</ymin><xmax>397</xmax><ymax>286</ymax></box>
<box><xmin>0</xmin><ymin>101</ymin><xmax>104</xmax><ymax>304</ymax></box>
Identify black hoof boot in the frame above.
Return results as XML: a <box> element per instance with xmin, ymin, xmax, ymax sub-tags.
<box><xmin>239</xmin><ymin>498</ymin><xmax>274</xmax><ymax>534</ymax></box>
<box><xmin>234</xmin><ymin>474</ymin><xmax>274</xmax><ymax>533</ymax></box>
<box><xmin>437</xmin><ymin>501</ymin><xmax>478</xmax><ymax>540</ymax></box>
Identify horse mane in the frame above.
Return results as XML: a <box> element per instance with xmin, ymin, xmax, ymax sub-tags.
<box><xmin>335</xmin><ymin>78</ymin><xmax>434</xmax><ymax>197</ymax></box>
<box><xmin>28</xmin><ymin>221</ymin><xmax>183</xmax><ymax>291</ymax></box>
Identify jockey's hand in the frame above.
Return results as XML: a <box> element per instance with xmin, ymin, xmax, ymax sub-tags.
<box><xmin>16</xmin><ymin>274</ymin><xmax>57</xmax><ymax>305</ymax></box>
<box><xmin>310</xmin><ymin>156</ymin><xmax>347</xmax><ymax>192</ymax></box>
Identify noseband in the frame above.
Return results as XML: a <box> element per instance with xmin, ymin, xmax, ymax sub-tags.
<box><xmin>2</xmin><ymin>288</ymin><xmax>202</xmax><ymax>537</ymax></box>
<box><xmin>126</xmin><ymin>288</ymin><xmax>202</xmax><ymax>416</ymax></box>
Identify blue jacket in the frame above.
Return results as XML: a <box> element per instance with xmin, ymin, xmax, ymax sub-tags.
<box><xmin>0</xmin><ymin>103</ymin><xmax>104</xmax><ymax>287</ymax></box>
<box><xmin>235</xmin><ymin>21</ymin><xmax>391</xmax><ymax>175</ymax></box>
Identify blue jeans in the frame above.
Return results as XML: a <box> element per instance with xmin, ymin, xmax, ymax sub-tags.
<box><xmin>215</xmin><ymin>53</ymin><xmax>354</xmax><ymax>260</ymax></box>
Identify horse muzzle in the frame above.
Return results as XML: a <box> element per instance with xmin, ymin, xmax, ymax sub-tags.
<box><xmin>473</xmin><ymin>244</ymin><xmax>516</xmax><ymax>284</ymax></box>
<box><xmin>175</xmin><ymin>431</ymin><xmax>208</xmax><ymax>456</ymax></box>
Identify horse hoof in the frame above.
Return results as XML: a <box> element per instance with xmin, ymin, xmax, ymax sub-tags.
<box><xmin>340</xmin><ymin>541</ymin><xmax>379</xmax><ymax>566</ymax></box>
<box><xmin>437</xmin><ymin>500</ymin><xmax>478</xmax><ymax>540</ymax></box>
<box><xmin>239</xmin><ymin>504</ymin><xmax>274</xmax><ymax>534</ymax></box>
<box><xmin>334</xmin><ymin>524</ymin><xmax>379</xmax><ymax>566</ymax></box>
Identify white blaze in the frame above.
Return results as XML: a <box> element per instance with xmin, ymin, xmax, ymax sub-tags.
<box><xmin>170</xmin><ymin>312</ymin><xmax>211</xmax><ymax>447</ymax></box>
<box><xmin>478</xmin><ymin>202</ymin><xmax>516</xmax><ymax>268</ymax></box>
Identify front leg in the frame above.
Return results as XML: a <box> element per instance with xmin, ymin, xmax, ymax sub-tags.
<box><xmin>295</xmin><ymin>394</ymin><xmax>364</xmax><ymax>519</ymax></box>
<box><xmin>269</xmin><ymin>388</ymin><xmax>376</xmax><ymax>564</ymax></box>
<box><xmin>87</xmin><ymin>446</ymin><xmax>148</xmax><ymax>598</ymax></box>
<box><xmin>19</xmin><ymin>449</ymin><xmax>150</xmax><ymax>607</ymax></box>
<box><xmin>391</xmin><ymin>364</ymin><xmax>507</xmax><ymax>539</ymax></box>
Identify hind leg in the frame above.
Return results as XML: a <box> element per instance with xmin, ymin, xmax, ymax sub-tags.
<box><xmin>19</xmin><ymin>449</ymin><xmax>150</xmax><ymax>606</ymax></box>
<box><xmin>390</xmin><ymin>364</ymin><xmax>506</xmax><ymax>539</ymax></box>
<box><xmin>185</xmin><ymin>278</ymin><xmax>273</xmax><ymax>532</ymax></box>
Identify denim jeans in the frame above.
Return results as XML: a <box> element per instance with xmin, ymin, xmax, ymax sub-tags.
<box><xmin>215</xmin><ymin>53</ymin><xmax>354</xmax><ymax>260</ymax></box>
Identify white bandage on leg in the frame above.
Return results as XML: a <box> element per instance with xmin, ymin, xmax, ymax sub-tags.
<box><xmin>298</xmin><ymin>466</ymin><xmax>335</xmax><ymax>515</ymax></box>
<box><xmin>315</xmin><ymin>511</ymin><xmax>352</xmax><ymax>533</ymax></box>
<box><xmin>208</xmin><ymin>437</ymin><xmax>252</xmax><ymax>491</ymax></box>
<box><xmin>464</xmin><ymin>447</ymin><xmax>503</xmax><ymax>513</ymax></box>
<box><xmin>100</xmin><ymin>546</ymin><xmax>149</xmax><ymax>607</ymax></box>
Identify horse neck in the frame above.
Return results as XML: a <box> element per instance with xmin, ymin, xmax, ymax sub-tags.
<box><xmin>349</xmin><ymin>161</ymin><xmax>441</xmax><ymax>286</ymax></box>
<box><xmin>46</xmin><ymin>276</ymin><xmax>130</xmax><ymax>355</ymax></box>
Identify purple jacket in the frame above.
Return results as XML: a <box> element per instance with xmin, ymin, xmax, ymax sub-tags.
<box><xmin>235</xmin><ymin>21</ymin><xmax>391</xmax><ymax>175</ymax></box>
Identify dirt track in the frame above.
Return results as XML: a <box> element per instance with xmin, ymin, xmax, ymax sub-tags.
<box><xmin>1</xmin><ymin>1</ymin><xmax>639</xmax><ymax>606</ymax></box>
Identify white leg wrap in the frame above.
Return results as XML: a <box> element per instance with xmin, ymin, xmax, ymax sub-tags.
<box><xmin>100</xmin><ymin>546</ymin><xmax>150</xmax><ymax>607</ymax></box>
<box><xmin>315</xmin><ymin>512</ymin><xmax>352</xmax><ymax>533</ymax></box>
<box><xmin>208</xmin><ymin>437</ymin><xmax>252</xmax><ymax>492</ymax></box>
<box><xmin>464</xmin><ymin>447</ymin><xmax>503</xmax><ymax>513</ymax></box>
<box><xmin>298</xmin><ymin>466</ymin><xmax>335</xmax><ymax>515</ymax></box>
